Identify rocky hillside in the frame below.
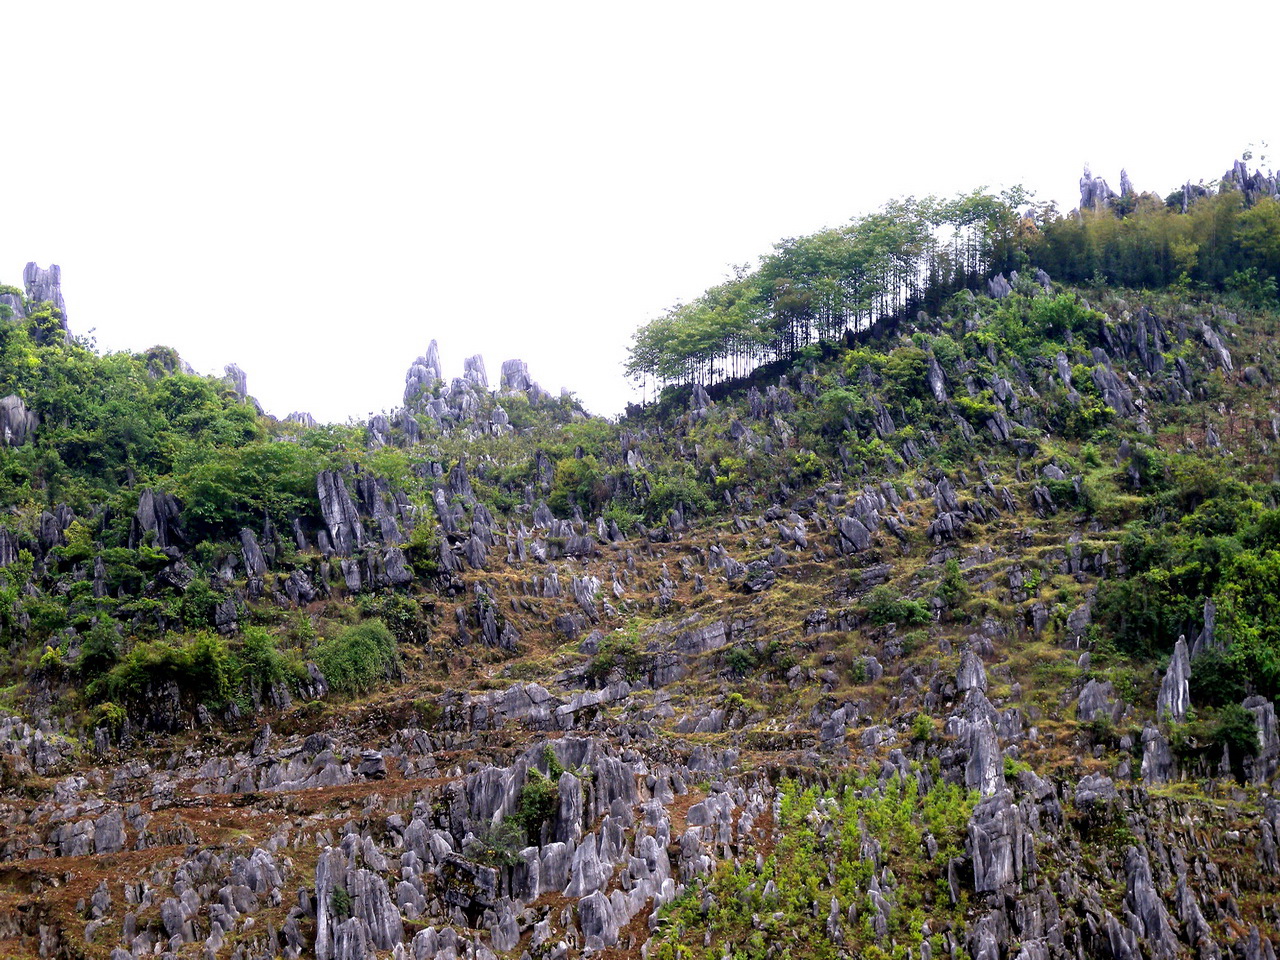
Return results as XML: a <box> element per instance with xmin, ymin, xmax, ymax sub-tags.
<box><xmin>0</xmin><ymin>165</ymin><xmax>1279</xmax><ymax>960</ymax></box>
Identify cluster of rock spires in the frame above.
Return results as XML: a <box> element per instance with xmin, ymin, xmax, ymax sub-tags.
<box><xmin>1079</xmin><ymin>164</ymin><xmax>1137</xmax><ymax>211</ymax></box>
<box><xmin>383</xmin><ymin>339</ymin><xmax>560</xmax><ymax>444</ymax></box>
<box><xmin>1080</xmin><ymin>159</ymin><xmax>1280</xmax><ymax>213</ymax></box>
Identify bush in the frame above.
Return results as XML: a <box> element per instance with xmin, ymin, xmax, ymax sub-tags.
<box><xmin>312</xmin><ymin>620</ymin><xmax>399</xmax><ymax>696</ymax></box>
<box><xmin>356</xmin><ymin>593</ymin><xmax>430</xmax><ymax>644</ymax></box>
<box><xmin>98</xmin><ymin>631</ymin><xmax>234</xmax><ymax>705</ymax></box>
<box><xmin>587</xmin><ymin>630</ymin><xmax>645</xmax><ymax>683</ymax></box>
<box><xmin>466</xmin><ymin>819</ymin><xmax>527</xmax><ymax>867</ymax></box>
<box><xmin>516</xmin><ymin>747</ymin><xmax>566</xmax><ymax>842</ymax></box>
<box><xmin>863</xmin><ymin>585</ymin><xmax>931</xmax><ymax>626</ymax></box>
<box><xmin>236</xmin><ymin>627</ymin><xmax>299</xmax><ymax>686</ymax></box>
<box><xmin>331</xmin><ymin>887</ymin><xmax>352</xmax><ymax>919</ymax></box>
<box><xmin>935</xmin><ymin>559</ymin><xmax>967</xmax><ymax>608</ymax></box>
<box><xmin>1211</xmin><ymin>704</ymin><xmax>1258</xmax><ymax>763</ymax></box>
<box><xmin>1189</xmin><ymin>649</ymin><xmax>1248</xmax><ymax>707</ymax></box>
<box><xmin>641</xmin><ymin>470</ymin><xmax>713</xmax><ymax>524</ymax></box>
<box><xmin>549</xmin><ymin>455</ymin><xmax>605</xmax><ymax>517</ymax></box>
<box><xmin>78</xmin><ymin>620</ymin><xmax>120</xmax><ymax>679</ymax></box>
<box><xmin>725</xmin><ymin>645</ymin><xmax>759</xmax><ymax>677</ymax></box>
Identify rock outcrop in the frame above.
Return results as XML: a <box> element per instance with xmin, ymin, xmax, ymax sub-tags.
<box><xmin>23</xmin><ymin>262</ymin><xmax>67</xmax><ymax>322</ymax></box>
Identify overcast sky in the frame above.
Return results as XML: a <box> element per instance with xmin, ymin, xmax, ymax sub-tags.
<box><xmin>4</xmin><ymin>2</ymin><xmax>1276</xmax><ymax>423</ymax></box>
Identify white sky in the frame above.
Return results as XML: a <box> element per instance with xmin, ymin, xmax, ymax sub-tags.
<box><xmin>4</xmin><ymin>2</ymin><xmax>1276</xmax><ymax>422</ymax></box>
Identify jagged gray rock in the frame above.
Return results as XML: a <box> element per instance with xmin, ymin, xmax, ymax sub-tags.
<box><xmin>945</xmin><ymin>690</ymin><xmax>1004</xmax><ymax>797</ymax></box>
<box><xmin>957</xmin><ymin>650</ymin><xmax>987</xmax><ymax>694</ymax></box>
<box><xmin>317</xmin><ymin>470</ymin><xmax>364</xmax><ymax>557</ymax></box>
<box><xmin>1080</xmin><ymin>165</ymin><xmax>1118</xmax><ymax>210</ymax></box>
<box><xmin>23</xmin><ymin>262</ymin><xmax>68</xmax><ymax>323</ymax></box>
<box><xmin>1124</xmin><ymin>845</ymin><xmax>1178</xmax><ymax>959</ymax></box>
<box><xmin>1141</xmin><ymin>723</ymin><xmax>1175</xmax><ymax>784</ymax></box>
<box><xmin>223</xmin><ymin>363</ymin><xmax>248</xmax><ymax>399</ymax></box>
<box><xmin>1157</xmin><ymin>637</ymin><xmax>1191</xmax><ymax>723</ymax></box>
<box><xmin>463</xmin><ymin>354</ymin><xmax>488</xmax><ymax>389</ymax></box>
<box><xmin>1076</xmin><ymin>678</ymin><xmax>1115</xmax><ymax>724</ymax></box>
<box><xmin>0</xmin><ymin>394</ymin><xmax>38</xmax><ymax>447</ymax></box>
<box><xmin>405</xmin><ymin>340</ymin><xmax>443</xmax><ymax>404</ymax></box>
<box><xmin>135</xmin><ymin>488</ymin><xmax>183</xmax><ymax>549</ymax></box>
<box><xmin>1199</xmin><ymin>320</ymin><xmax>1233</xmax><ymax>372</ymax></box>
<box><xmin>968</xmin><ymin>789</ymin><xmax>1034</xmax><ymax>893</ymax></box>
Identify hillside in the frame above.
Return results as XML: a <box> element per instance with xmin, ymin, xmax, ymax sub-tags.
<box><xmin>0</xmin><ymin>163</ymin><xmax>1279</xmax><ymax>960</ymax></box>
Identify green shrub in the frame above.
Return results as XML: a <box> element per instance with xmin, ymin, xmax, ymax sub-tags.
<box><xmin>641</xmin><ymin>469</ymin><xmax>713</xmax><ymax>524</ymax></box>
<box><xmin>549</xmin><ymin>455</ymin><xmax>605</xmax><ymax>517</ymax></box>
<box><xmin>356</xmin><ymin>593</ymin><xmax>430</xmax><ymax>644</ymax></box>
<box><xmin>311</xmin><ymin>619</ymin><xmax>399</xmax><ymax>695</ymax></box>
<box><xmin>587</xmin><ymin>630</ymin><xmax>645</xmax><ymax>683</ymax></box>
<box><xmin>515</xmin><ymin>746</ymin><xmax>566</xmax><ymax>842</ymax></box>
<box><xmin>78</xmin><ymin>620</ymin><xmax>120</xmax><ymax>679</ymax></box>
<box><xmin>236</xmin><ymin>626</ymin><xmax>299</xmax><ymax>686</ymax></box>
<box><xmin>1211</xmin><ymin>703</ymin><xmax>1258</xmax><ymax>762</ymax></box>
<box><xmin>863</xmin><ymin>585</ymin><xmax>931</xmax><ymax>626</ymax></box>
<box><xmin>92</xmin><ymin>701</ymin><xmax>126</xmax><ymax>734</ymax></box>
<box><xmin>98</xmin><ymin>631</ymin><xmax>234</xmax><ymax>705</ymax></box>
<box><xmin>935</xmin><ymin>559</ymin><xmax>967</xmax><ymax>607</ymax></box>
<box><xmin>725</xmin><ymin>645</ymin><xmax>759</xmax><ymax>677</ymax></box>
<box><xmin>466</xmin><ymin>819</ymin><xmax>527</xmax><ymax>867</ymax></box>
<box><xmin>602</xmin><ymin>501</ymin><xmax>641</xmax><ymax>535</ymax></box>
<box><xmin>331</xmin><ymin>887</ymin><xmax>352</xmax><ymax>919</ymax></box>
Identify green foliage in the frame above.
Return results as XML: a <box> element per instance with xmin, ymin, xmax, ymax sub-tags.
<box><xmin>1210</xmin><ymin>704</ymin><xmax>1258</xmax><ymax>763</ymax></box>
<box><xmin>403</xmin><ymin>521</ymin><xmax>443</xmax><ymax>580</ymax></box>
<box><xmin>792</xmin><ymin>449</ymin><xmax>827</xmax><ymax>483</ymax></box>
<box><xmin>935</xmin><ymin>559</ymin><xmax>967</xmax><ymax>608</ymax></box>
<box><xmin>78</xmin><ymin>620</ymin><xmax>121</xmax><ymax>679</ymax></box>
<box><xmin>910</xmin><ymin>713</ymin><xmax>934</xmax><ymax>742</ymax></box>
<box><xmin>639</xmin><ymin>467</ymin><xmax>713</xmax><ymax>524</ymax></box>
<box><xmin>1096</xmin><ymin>487</ymin><xmax>1279</xmax><ymax>670</ymax></box>
<box><xmin>601</xmin><ymin>501</ymin><xmax>641</xmax><ymax>535</ymax></box>
<box><xmin>724</xmin><ymin>645</ymin><xmax>758</xmax><ymax>677</ymax></box>
<box><xmin>1003</xmin><ymin>756</ymin><xmax>1032</xmax><ymax>779</ymax></box>
<box><xmin>97</xmin><ymin>631</ymin><xmax>235</xmax><ymax>705</ymax></box>
<box><xmin>92</xmin><ymin>700</ymin><xmax>126</xmax><ymax>734</ymax></box>
<box><xmin>514</xmin><ymin>746</ymin><xmax>567</xmax><ymax>843</ymax></box>
<box><xmin>586</xmin><ymin>628</ymin><xmax>646</xmax><ymax>683</ymax></box>
<box><xmin>311</xmin><ymin>620</ymin><xmax>399</xmax><ymax>696</ymax></box>
<box><xmin>548</xmin><ymin>455</ymin><xmax>606</xmax><ymax>518</ymax></box>
<box><xmin>863</xmin><ymin>585</ymin><xmax>931</xmax><ymax>626</ymax></box>
<box><xmin>651</xmin><ymin>774</ymin><xmax>977</xmax><ymax>960</ymax></box>
<box><xmin>626</xmin><ymin>189</ymin><xmax>1031</xmax><ymax>391</ymax></box>
<box><xmin>331</xmin><ymin>886</ymin><xmax>352</xmax><ymax>920</ymax></box>
<box><xmin>237</xmin><ymin>626</ymin><xmax>300</xmax><ymax>686</ymax></box>
<box><xmin>466</xmin><ymin>819</ymin><xmax>527</xmax><ymax>868</ymax></box>
<box><xmin>1036</xmin><ymin>184</ymin><xmax>1280</xmax><ymax>297</ymax></box>
<box><xmin>356</xmin><ymin>593</ymin><xmax>430</xmax><ymax>644</ymax></box>
<box><xmin>171</xmin><ymin>440</ymin><xmax>324</xmax><ymax>541</ymax></box>
<box><xmin>1189</xmin><ymin>649</ymin><xmax>1248</xmax><ymax>707</ymax></box>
